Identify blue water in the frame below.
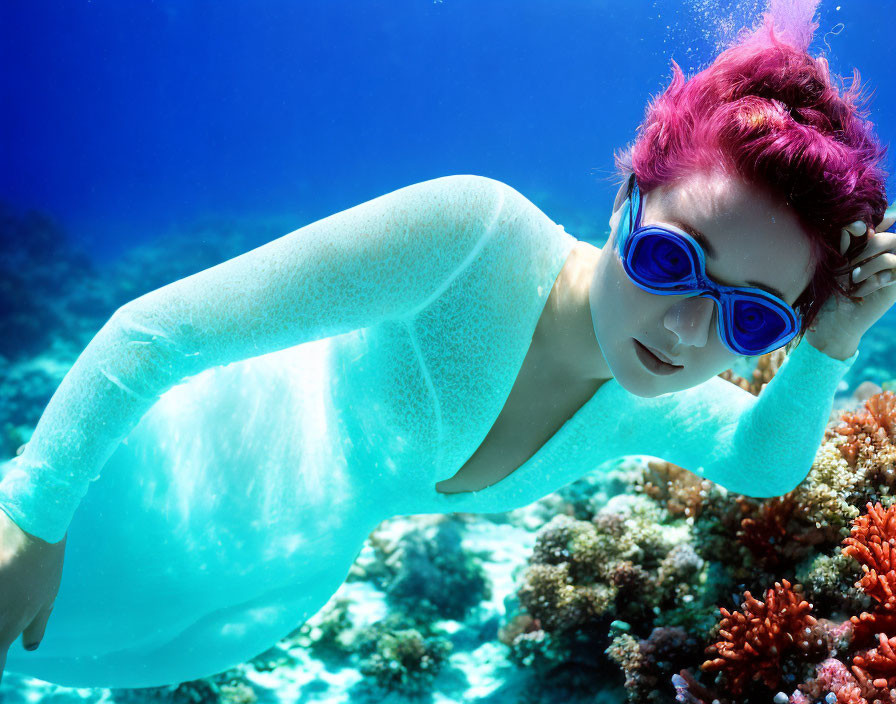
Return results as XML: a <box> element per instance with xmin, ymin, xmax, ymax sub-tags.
<box><xmin>4</xmin><ymin>0</ymin><xmax>892</xmax><ymax>264</ymax></box>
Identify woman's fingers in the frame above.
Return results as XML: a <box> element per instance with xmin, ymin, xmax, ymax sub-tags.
<box><xmin>0</xmin><ymin>516</ymin><xmax>67</xmax><ymax>686</ymax></box>
<box><xmin>851</xmin><ymin>252</ymin><xmax>896</xmax><ymax>284</ymax></box>
<box><xmin>852</xmin><ymin>268</ymin><xmax>896</xmax><ymax>297</ymax></box>
<box><xmin>838</xmin><ymin>229</ymin><xmax>896</xmax><ymax>290</ymax></box>
<box><xmin>840</xmin><ymin>222</ymin><xmax>867</xmax><ymax>255</ymax></box>
<box><xmin>21</xmin><ymin>601</ymin><xmax>54</xmax><ymax>650</ymax></box>
<box><xmin>844</xmin><ymin>220</ymin><xmax>868</xmax><ymax>236</ymax></box>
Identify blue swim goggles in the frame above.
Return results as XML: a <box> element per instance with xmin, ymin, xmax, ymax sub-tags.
<box><xmin>616</xmin><ymin>174</ymin><xmax>801</xmax><ymax>357</ymax></box>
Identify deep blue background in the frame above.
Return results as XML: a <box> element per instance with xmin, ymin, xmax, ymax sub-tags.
<box><xmin>2</xmin><ymin>0</ymin><xmax>893</xmax><ymax>262</ymax></box>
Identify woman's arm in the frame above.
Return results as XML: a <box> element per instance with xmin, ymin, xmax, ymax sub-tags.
<box><xmin>595</xmin><ymin>338</ymin><xmax>858</xmax><ymax>497</ymax></box>
<box><xmin>0</xmin><ymin>174</ymin><xmax>508</xmax><ymax>543</ymax></box>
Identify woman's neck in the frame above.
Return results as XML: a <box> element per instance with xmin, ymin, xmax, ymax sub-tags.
<box><xmin>536</xmin><ymin>240</ymin><xmax>612</xmax><ymax>385</ymax></box>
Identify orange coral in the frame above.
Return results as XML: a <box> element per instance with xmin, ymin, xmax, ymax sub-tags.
<box><xmin>843</xmin><ymin>502</ymin><xmax>896</xmax><ymax>647</ymax></box>
<box><xmin>830</xmin><ymin>391</ymin><xmax>896</xmax><ymax>469</ymax></box>
<box><xmin>736</xmin><ymin>494</ymin><xmax>801</xmax><ymax>567</ymax></box>
<box><xmin>701</xmin><ymin>579</ymin><xmax>820</xmax><ymax>694</ymax></box>
<box><xmin>843</xmin><ymin>503</ymin><xmax>896</xmax><ymax>609</ymax></box>
<box><xmin>852</xmin><ymin>633</ymin><xmax>896</xmax><ymax>692</ymax></box>
<box><xmin>730</xmin><ymin>492</ymin><xmax>832</xmax><ymax>570</ymax></box>
<box><xmin>638</xmin><ymin>459</ymin><xmax>712</xmax><ymax>520</ymax></box>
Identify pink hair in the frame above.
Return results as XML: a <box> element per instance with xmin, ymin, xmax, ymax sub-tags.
<box><xmin>614</xmin><ymin>0</ymin><xmax>890</xmax><ymax>348</ymax></box>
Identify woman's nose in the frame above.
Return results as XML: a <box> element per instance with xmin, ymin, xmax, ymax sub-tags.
<box><xmin>663</xmin><ymin>295</ymin><xmax>717</xmax><ymax>348</ymax></box>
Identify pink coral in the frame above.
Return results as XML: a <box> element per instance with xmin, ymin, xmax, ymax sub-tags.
<box><xmin>795</xmin><ymin>657</ymin><xmax>886</xmax><ymax>704</ymax></box>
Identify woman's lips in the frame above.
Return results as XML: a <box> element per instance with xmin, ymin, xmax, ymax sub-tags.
<box><xmin>643</xmin><ymin>342</ymin><xmax>677</xmax><ymax>365</ymax></box>
<box><xmin>634</xmin><ymin>339</ymin><xmax>683</xmax><ymax>375</ymax></box>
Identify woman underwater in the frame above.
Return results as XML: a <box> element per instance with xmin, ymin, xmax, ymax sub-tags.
<box><xmin>2</xmin><ymin>9</ymin><xmax>896</xmax><ymax>691</ymax></box>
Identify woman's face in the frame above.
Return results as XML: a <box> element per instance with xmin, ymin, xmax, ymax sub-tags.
<box><xmin>588</xmin><ymin>168</ymin><xmax>815</xmax><ymax>398</ymax></box>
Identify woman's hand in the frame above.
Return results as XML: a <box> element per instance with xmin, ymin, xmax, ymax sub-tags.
<box><xmin>805</xmin><ymin>212</ymin><xmax>896</xmax><ymax>360</ymax></box>
<box><xmin>0</xmin><ymin>509</ymin><xmax>65</xmax><ymax>684</ymax></box>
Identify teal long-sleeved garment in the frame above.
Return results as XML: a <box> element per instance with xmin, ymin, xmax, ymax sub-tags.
<box><xmin>0</xmin><ymin>175</ymin><xmax>859</xmax><ymax>688</ymax></box>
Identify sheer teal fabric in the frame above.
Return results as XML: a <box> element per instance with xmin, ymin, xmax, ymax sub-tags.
<box><xmin>0</xmin><ymin>175</ymin><xmax>857</xmax><ymax>687</ymax></box>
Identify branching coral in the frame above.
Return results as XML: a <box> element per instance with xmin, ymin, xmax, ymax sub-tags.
<box><xmin>637</xmin><ymin>459</ymin><xmax>714</xmax><ymax>520</ymax></box>
<box><xmin>842</xmin><ymin>502</ymin><xmax>896</xmax><ymax>648</ymax></box>
<box><xmin>507</xmin><ymin>375</ymin><xmax>896</xmax><ymax>703</ymax></box>
<box><xmin>699</xmin><ymin>392</ymin><xmax>896</xmax><ymax>578</ymax></box>
<box><xmin>843</xmin><ymin>502</ymin><xmax>896</xmax><ymax>609</ymax></box>
<box><xmin>735</xmin><ymin>494</ymin><xmax>818</xmax><ymax>568</ymax></box>
<box><xmin>830</xmin><ymin>391</ymin><xmax>896</xmax><ymax>471</ymax></box>
<box><xmin>852</xmin><ymin>633</ymin><xmax>896</xmax><ymax>691</ymax></box>
<box><xmin>688</xmin><ymin>489</ymin><xmax>828</xmax><ymax>587</ymax></box>
<box><xmin>701</xmin><ymin>579</ymin><xmax>821</xmax><ymax>694</ymax></box>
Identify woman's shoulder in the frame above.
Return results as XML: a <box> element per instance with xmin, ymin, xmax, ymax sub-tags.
<box><xmin>395</xmin><ymin>174</ymin><xmax>572</xmax><ymax>263</ymax></box>
<box><xmin>408</xmin><ymin>174</ymin><xmax>534</xmax><ymax>214</ymax></box>
<box><xmin>414</xmin><ymin>173</ymin><xmax>513</xmax><ymax>192</ymax></box>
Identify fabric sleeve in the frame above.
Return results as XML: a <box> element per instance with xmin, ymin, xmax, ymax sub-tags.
<box><xmin>0</xmin><ymin>174</ymin><xmax>507</xmax><ymax>543</ymax></box>
<box><xmin>595</xmin><ymin>337</ymin><xmax>859</xmax><ymax>497</ymax></box>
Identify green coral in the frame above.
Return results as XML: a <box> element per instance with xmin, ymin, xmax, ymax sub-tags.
<box><xmin>354</xmin><ymin>620</ymin><xmax>452</xmax><ymax>697</ymax></box>
<box><xmin>795</xmin><ymin>551</ymin><xmax>872</xmax><ymax>617</ymax></box>
<box><xmin>518</xmin><ymin>561</ymin><xmax>616</xmax><ymax>632</ymax></box>
<box><xmin>792</xmin><ymin>440</ymin><xmax>863</xmax><ymax>535</ymax></box>
<box><xmin>504</xmin><ymin>494</ymin><xmax>689</xmax><ymax>695</ymax></box>
<box><xmin>110</xmin><ymin>671</ymin><xmax>257</xmax><ymax>704</ymax></box>
<box><xmin>291</xmin><ymin>596</ymin><xmax>356</xmax><ymax>661</ymax></box>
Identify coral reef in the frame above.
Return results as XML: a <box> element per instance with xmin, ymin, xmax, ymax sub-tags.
<box><xmin>0</xmin><ymin>201</ymin><xmax>105</xmax><ymax>363</ymax></box>
<box><xmin>700</xmin><ymin>579</ymin><xmax>822</xmax><ymax>694</ymax></box>
<box><xmin>302</xmin><ymin>596</ymin><xmax>357</xmax><ymax>660</ymax></box>
<box><xmin>501</xmin><ymin>352</ymin><xmax>896</xmax><ymax>703</ymax></box>
<box><xmin>843</xmin><ymin>503</ymin><xmax>896</xmax><ymax>649</ymax></box>
<box><xmin>831</xmin><ymin>391</ymin><xmax>896</xmax><ymax>476</ymax></box>
<box><xmin>0</xmin><ymin>204</ymin><xmax>277</xmax><ymax>460</ymax></box>
<box><xmin>637</xmin><ymin>458</ymin><xmax>714</xmax><ymax>521</ymax></box>
<box><xmin>606</xmin><ymin>626</ymin><xmax>703</xmax><ymax>703</ymax></box>
<box><xmin>364</xmin><ymin>515</ymin><xmax>491</xmax><ymax>624</ymax></box>
<box><xmin>353</xmin><ymin>618</ymin><xmax>453</xmax><ymax>698</ymax></box>
<box><xmin>109</xmin><ymin>670</ymin><xmax>257</xmax><ymax>704</ymax></box>
<box><xmin>501</xmin><ymin>495</ymin><xmax>711</xmax><ymax>697</ymax></box>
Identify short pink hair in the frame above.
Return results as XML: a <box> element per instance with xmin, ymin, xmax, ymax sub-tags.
<box><xmin>614</xmin><ymin>4</ymin><xmax>890</xmax><ymax>348</ymax></box>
